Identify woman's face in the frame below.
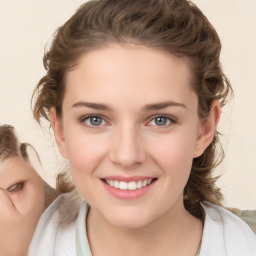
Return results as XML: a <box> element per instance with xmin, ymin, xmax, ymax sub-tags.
<box><xmin>52</xmin><ymin>44</ymin><xmax>218</xmax><ymax>228</ymax></box>
<box><xmin>0</xmin><ymin>155</ymin><xmax>45</xmax><ymax>255</ymax></box>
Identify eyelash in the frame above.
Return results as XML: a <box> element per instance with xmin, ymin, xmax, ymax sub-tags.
<box><xmin>7</xmin><ymin>182</ymin><xmax>25</xmax><ymax>193</ymax></box>
<box><xmin>80</xmin><ymin>114</ymin><xmax>108</xmax><ymax>129</ymax></box>
<box><xmin>146</xmin><ymin>114</ymin><xmax>177</xmax><ymax>127</ymax></box>
<box><xmin>80</xmin><ymin>114</ymin><xmax>176</xmax><ymax>128</ymax></box>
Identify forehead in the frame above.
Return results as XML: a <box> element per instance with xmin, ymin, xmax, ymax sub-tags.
<box><xmin>0</xmin><ymin>157</ymin><xmax>36</xmax><ymax>187</ymax></box>
<box><xmin>64</xmin><ymin>45</ymin><xmax>196</xmax><ymax>109</ymax></box>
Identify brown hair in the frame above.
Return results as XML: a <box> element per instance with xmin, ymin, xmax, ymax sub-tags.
<box><xmin>0</xmin><ymin>124</ymin><xmax>39</xmax><ymax>162</ymax></box>
<box><xmin>0</xmin><ymin>125</ymin><xmax>19</xmax><ymax>160</ymax></box>
<box><xmin>32</xmin><ymin>0</ymin><xmax>232</xmax><ymax>218</ymax></box>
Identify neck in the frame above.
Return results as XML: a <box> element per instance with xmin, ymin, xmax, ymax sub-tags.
<box><xmin>87</xmin><ymin>198</ymin><xmax>203</xmax><ymax>256</ymax></box>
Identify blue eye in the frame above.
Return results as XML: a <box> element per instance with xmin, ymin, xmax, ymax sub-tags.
<box><xmin>82</xmin><ymin>115</ymin><xmax>107</xmax><ymax>127</ymax></box>
<box><xmin>148</xmin><ymin>116</ymin><xmax>173</xmax><ymax>126</ymax></box>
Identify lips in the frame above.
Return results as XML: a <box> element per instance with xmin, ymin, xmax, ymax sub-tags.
<box><xmin>104</xmin><ymin>179</ymin><xmax>153</xmax><ymax>190</ymax></box>
<box><xmin>101</xmin><ymin>177</ymin><xmax>157</xmax><ymax>199</ymax></box>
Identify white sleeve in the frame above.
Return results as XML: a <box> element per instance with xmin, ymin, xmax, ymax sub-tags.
<box><xmin>28</xmin><ymin>195</ymin><xmax>77</xmax><ymax>256</ymax></box>
<box><xmin>200</xmin><ymin>202</ymin><xmax>256</xmax><ymax>256</ymax></box>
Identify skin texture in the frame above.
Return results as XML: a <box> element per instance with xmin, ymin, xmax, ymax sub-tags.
<box><xmin>51</xmin><ymin>44</ymin><xmax>220</xmax><ymax>255</ymax></box>
<box><xmin>0</xmin><ymin>155</ymin><xmax>45</xmax><ymax>256</ymax></box>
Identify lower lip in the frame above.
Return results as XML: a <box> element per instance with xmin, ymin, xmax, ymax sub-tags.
<box><xmin>102</xmin><ymin>180</ymin><xmax>156</xmax><ymax>199</ymax></box>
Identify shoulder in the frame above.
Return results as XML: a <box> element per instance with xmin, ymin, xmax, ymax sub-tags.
<box><xmin>240</xmin><ymin>210</ymin><xmax>256</xmax><ymax>234</ymax></box>
<box><xmin>28</xmin><ymin>194</ymin><xmax>81</xmax><ymax>256</ymax></box>
<box><xmin>228</xmin><ymin>207</ymin><xmax>256</xmax><ymax>234</ymax></box>
<box><xmin>200</xmin><ymin>202</ymin><xmax>256</xmax><ymax>256</ymax></box>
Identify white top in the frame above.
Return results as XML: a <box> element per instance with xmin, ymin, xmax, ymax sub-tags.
<box><xmin>28</xmin><ymin>195</ymin><xmax>256</xmax><ymax>256</ymax></box>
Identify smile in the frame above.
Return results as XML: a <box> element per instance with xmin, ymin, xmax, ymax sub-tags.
<box><xmin>104</xmin><ymin>179</ymin><xmax>154</xmax><ymax>190</ymax></box>
<box><xmin>101</xmin><ymin>177</ymin><xmax>157</xmax><ymax>199</ymax></box>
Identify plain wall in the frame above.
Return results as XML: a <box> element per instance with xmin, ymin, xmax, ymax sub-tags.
<box><xmin>0</xmin><ymin>0</ymin><xmax>255</xmax><ymax>209</ymax></box>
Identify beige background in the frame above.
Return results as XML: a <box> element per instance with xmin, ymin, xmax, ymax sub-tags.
<box><xmin>0</xmin><ymin>0</ymin><xmax>255</xmax><ymax>209</ymax></box>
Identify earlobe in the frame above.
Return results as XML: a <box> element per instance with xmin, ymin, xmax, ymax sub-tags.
<box><xmin>50</xmin><ymin>108</ymin><xmax>68</xmax><ymax>159</ymax></box>
<box><xmin>193</xmin><ymin>100</ymin><xmax>221</xmax><ymax>158</ymax></box>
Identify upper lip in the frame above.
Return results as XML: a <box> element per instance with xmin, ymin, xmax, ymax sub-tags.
<box><xmin>101</xmin><ymin>176</ymin><xmax>156</xmax><ymax>182</ymax></box>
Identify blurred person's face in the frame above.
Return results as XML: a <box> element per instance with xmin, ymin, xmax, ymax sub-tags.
<box><xmin>0</xmin><ymin>155</ymin><xmax>45</xmax><ymax>256</ymax></box>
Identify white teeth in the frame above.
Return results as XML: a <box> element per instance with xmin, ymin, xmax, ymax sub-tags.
<box><xmin>105</xmin><ymin>179</ymin><xmax>154</xmax><ymax>190</ymax></box>
<box><xmin>114</xmin><ymin>180</ymin><xmax>119</xmax><ymax>188</ymax></box>
<box><xmin>137</xmin><ymin>180</ymin><xmax>142</xmax><ymax>189</ymax></box>
<box><xmin>128</xmin><ymin>181</ymin><xmax>137</xmax><ymax>190</ymax></box>
<box><xmin>142</xmin><ymin>180</ymin><xmax>148</xmax><ymax>187</ymax></box>
<box><xmin>119</xmin><ymin>181</ymin><xmax>128</xmax><ymax>190</ymax></box>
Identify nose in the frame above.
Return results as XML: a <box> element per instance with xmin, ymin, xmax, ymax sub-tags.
<box><xmin>109</xmin><ymin>124</ymin><xmax>146</xmax><ymax>169</ymax></box>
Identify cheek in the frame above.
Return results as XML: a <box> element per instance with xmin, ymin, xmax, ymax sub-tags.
<box><xmin>66</xmin><ymin>134</ymin><xmax>108</xmax><ymax>197</ymax></box>
<box><xmin>66</xmin><ymin>132</ymin><xmax>108</xmax><ymax>174</ymax></box>
<box><xmin>0</xmin><ymin>179</ymin><xmax>45</xmax><ymax>255</ymax></box>
<box><xmin>15</xmin><ymin>178</ymin><xmax>45</xmax><ymax>222</ymax></box>
<box><xmin>148</xmin><ymin>130</ymin><xmax>197</xmax><ymax>180</ymax></box>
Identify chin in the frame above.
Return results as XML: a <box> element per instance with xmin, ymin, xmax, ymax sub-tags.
<box><xmin>111</xmin><ymin>217</ymin><xmax>152</xmax><ymax>229</ymax></box>
<box><xmin>104</xmin><ymin>207</ymin><xmax>156</xmax><ymax>229</ymax></box>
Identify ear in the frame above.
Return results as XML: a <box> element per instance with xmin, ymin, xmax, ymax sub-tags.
<box><xmin>193</xmin><ymin>100</ymin><xmax>221</xmax><ymax>158</ymax></box>
<box><xmin>50</xmin><ymin>108</ymin><xmax>68</xmax><ymax>159</ymax></box>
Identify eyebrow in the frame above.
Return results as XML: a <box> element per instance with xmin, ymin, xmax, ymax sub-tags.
<box><xmin>72</xmin><ymin>101</ymin><xmax>187</xmax><ymax>111</ymax></box>
<box><xmin>143</xmin><ymin>101</ymin><xmax>187</xmax><ymax>111</ymax></box>
<box><xmin>72</xmin><ymin>102</ymin><xmax>112</xmax><ymax>111</ymax></box>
